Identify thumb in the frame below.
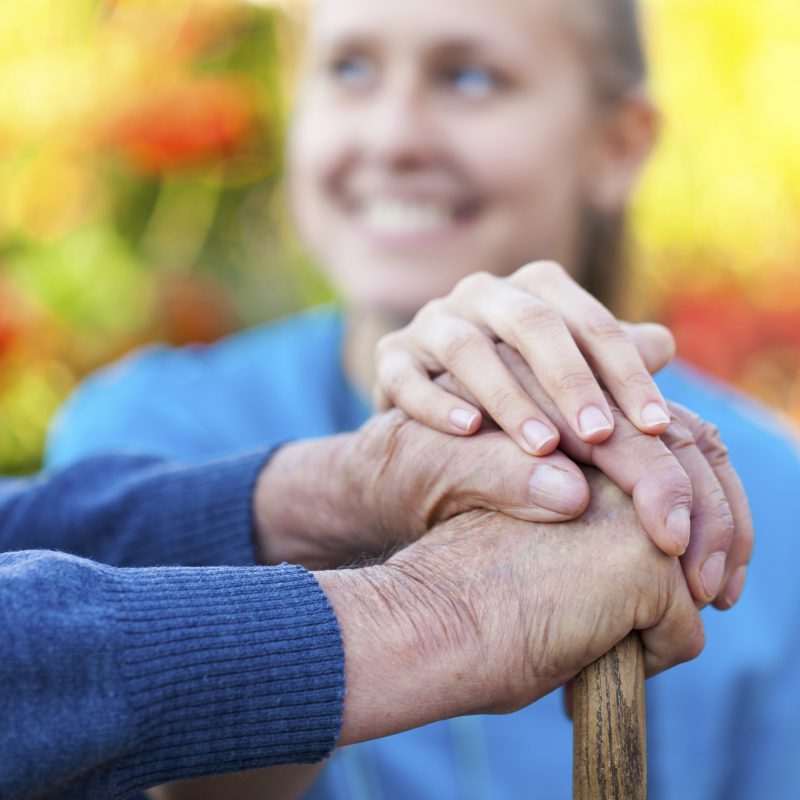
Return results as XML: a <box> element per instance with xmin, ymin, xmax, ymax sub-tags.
<box><xmin>445</xmin><ymin>430</ymin><xmax>590</xmax><ymax>523</ymax></box>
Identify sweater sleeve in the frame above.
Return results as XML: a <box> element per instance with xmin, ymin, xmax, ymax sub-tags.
<box><xmin>0</xmin><ymin>451</ymin><xmax>276</xmax><ymax>568</ymax></box>
<box><xmin>0</xmin><ymin>551</ymin><xmax>344</xmax><ymax>800</ymax></box>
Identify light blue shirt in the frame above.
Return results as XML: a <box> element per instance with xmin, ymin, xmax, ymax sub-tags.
<box><xmin>47</xmin><ymin>306</ymin><xmax>800</xmax><ymax>800</ymax></box>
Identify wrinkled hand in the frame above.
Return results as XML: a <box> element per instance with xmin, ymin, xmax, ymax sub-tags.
<box><xmin>320</xmin><ymin>470</ymin><xmax>703</xmax><ymax>745</ymax></box>
<box><xmin>253</xmin><ymin>410</ymin><xmax>590</xmax><ymax>569</ymax></box>
<box><xmin>435</xmin><ymin>344</ymin><xmax>753</xmax><ymax>608</ymax></box>
<box><xmin>665</xmin><ymin>402</ymin><xmax>752</xmax><ymax>610</ymax></box>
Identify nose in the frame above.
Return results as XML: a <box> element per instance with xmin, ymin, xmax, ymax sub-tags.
<box><xmin>358</xmin><ymin>68</ymin><xmax>441</xmax><ymax>169</ymax></box>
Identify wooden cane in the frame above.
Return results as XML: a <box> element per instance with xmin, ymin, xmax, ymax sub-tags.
<box><xmin>573</xmin><ymin>632</ymin><xmax>647</xmax><ymax>800</ymax></box>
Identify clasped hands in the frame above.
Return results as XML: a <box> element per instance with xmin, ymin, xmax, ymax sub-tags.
<box><xmin>249</xmin><ymin>262</ymin><xmax>751</xmax><ymax>744</ymax></box>
<box><xmin>251</xmin><ymin>348</ymin><xmax>751</xmax><ymax>745</ymax></box>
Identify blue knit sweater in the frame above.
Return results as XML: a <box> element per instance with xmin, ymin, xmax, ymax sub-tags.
<box><xmin>0</xmin><ymin>453</ymin><xmax>345</xmax><ymax>799</ymax></box>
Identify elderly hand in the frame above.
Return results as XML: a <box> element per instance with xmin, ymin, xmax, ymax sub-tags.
<box><xmin>318</xmin><ymin>469</ymin><xmax>704</xmax><ymax>745</ymax></box>
<box><xmin>252</xmin><ymin>409</ymin><xmax>590</xmax><ymax>569</ymax></box>
<box><xmin>436</xmin><ymin>343</ymin><xmax>753</xmax><ymax>609</ymax></box>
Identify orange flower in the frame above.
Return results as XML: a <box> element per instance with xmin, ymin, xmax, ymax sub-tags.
<box><xmin>107</xmin><ymin>77</ymin><xmax>258</xmax><ymax>174</ymax></box>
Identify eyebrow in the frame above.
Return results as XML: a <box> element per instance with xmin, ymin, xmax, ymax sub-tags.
<box><xmin>429</xmin><ymin>38</ymin><xmax>497</xmax><ymax>57</ymax></box>
<box><xmin>315</xmin><ymin>32</ymin><xmax>374</xmax><ymax>53</ymax></box>
<box><xmin>316</xmin><ymin>31</ymin><xmax>506</xmax><ymax>61</ymax></box>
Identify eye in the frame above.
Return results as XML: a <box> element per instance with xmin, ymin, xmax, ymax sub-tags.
<box><xmin>442</xmin><ymin>64</ymin><xmax>503</xmax><ymax>98</ymax></box>
<box><xmin>329</xmin><ymin>54</ymin><xmax>377</xmax><ymax>90</ymax></box>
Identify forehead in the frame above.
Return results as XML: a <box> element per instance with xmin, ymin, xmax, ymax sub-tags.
<box><xmin>310</xmin><ymin>0</ymin><xmax>574</xmax><ymax>61</ymax></box>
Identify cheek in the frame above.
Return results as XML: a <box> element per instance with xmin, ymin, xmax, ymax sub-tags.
<box><xmin>457</xmin><ymin>109</ymin><xmax>590</xmax><ymax>263</ymax></box>
<box><xmin>469</xmin><ymin>104</ymin><xmax>587</xmax><ymax>205</ymax></box>
<box><xmin>287</xmin><ymin>98</ymin><xmax>352</xmax><ymax>238</ymax></box>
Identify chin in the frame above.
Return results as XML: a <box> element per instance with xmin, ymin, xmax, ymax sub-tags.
<box><xmin>328</xmin><ymin>255</ymin><xmax>463</xmax><ymax>321</ymax></box>
<box><xmin>341</xmin><ymin>281</ymin><xmax>439</xmax><ymax>323</ymax></box>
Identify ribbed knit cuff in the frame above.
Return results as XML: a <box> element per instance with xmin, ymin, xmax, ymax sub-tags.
<box><xmin>104</xmin><ymin>562</ymin><xmax>344</xmax><ymax>798</ymax></box>
<box><xmin>131</xmin><ymin>450</ymin><xmax>276</xmax><ymax>567</ymax></box>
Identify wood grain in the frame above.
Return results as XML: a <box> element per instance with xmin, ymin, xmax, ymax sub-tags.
<box><xmin>573</xmin><ymin>632</ymin><xmax>647</xmax><ymax>800</ymax></box>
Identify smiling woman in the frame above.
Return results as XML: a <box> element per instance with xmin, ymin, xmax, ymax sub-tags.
<box><xmin>289</xmin><ymin>0</ymin><xmax>607</xmax><ymax>320</ymax></box>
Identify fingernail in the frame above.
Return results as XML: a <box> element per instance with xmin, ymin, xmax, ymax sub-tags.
<box><xmin>530</xmin><ymin>465</ymin><xmax>586</xmax><ymax>515</ymax></box>
<box><xmin>641</xmin><ymin>402</ymin><xmax>670</xmax><ymax>429</ymax></box>
<box><xmin>700</xmin><ymin>552</ymin><xmax>726</xmax><ymax>599</ymax></box>
<box><xmin>723</xmin><ymin>566</ymin><xmax>747</xmax><ymax>608</ymax></box>
<box><xmin>450</xmin><ymin>408</ymin><xmax>479</xmax><ymax>432</ymax></box>
<box><xmin>522</xmin><ymin>420</ymin><xmax>558</xmax><ymax>454</ymax></box>
<box><xmin>666</xmin><ymin>507</ymin><xmax>691</xmax><ymax>555</ymax></box>
<box><xmin>578</xmin><ymin>405</ymin><xmax>613</xmax><ymax>438</ymax></box>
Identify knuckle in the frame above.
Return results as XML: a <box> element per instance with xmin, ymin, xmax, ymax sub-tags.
<box><xmin>696</xmin><ymin>420</ymin><xmax>721</xmax><ymax>442</ymax></box>
<box><xmin>668</xmin><ymin>401</ymin><xmax>699</xmax><ymax>426</ymax></box>
<box><xmin>584</xmin><ymin>309</ymin><xmax>626</xmax><ymax>343</ymax></box>
<box><xmin>694</xmin><ymin>422</ymin><xmax>730</xmax><ymax>464</ymax></box>
<box><xmin>416</xmin><ymin>298</ymin><xmax>447</xmax><ymax>325</ymax></box>
<box><xmin>673</xmin><ymin>405</ymin><xmax>729</xmax><ymax>455</ymax></box>
<box><xmin>484</xmin><ymin>386</ymin><xmax>524</xmax><ymax>421</ymax></box>
<box><xmin>512</xmin><ymin>302</ymin><xmax>561</xmax><ymax>338</ymax></box>
<box><xmin>530</xmin><ymin>259</ymin><xmax>566</xmax><ymax>282</ymax></box>
<box><xmin>554</xmin><ymin>367</ymin><xmax>597</xmax><ymax>396</ymax></box>
<box><xmin>661</xmin><ymin>420</ymin><xmax>697</xmax><ymax>453</ymax></box>
<box><xmin>454</xmin><ymin>271</ymin><xmax>495</xmax><ymax>299</ymax></box>
<box><xmin>645</xmin><ymin>453</ymin><xmax>693</xmax><ymax>505</ymax></box>
<box><xmin>513</xmin><ymin>259</ymin><xmax>565</xmax><ymax>289</ymax></box>
<box><xmin>617</xmin><ymin>369</ymin><xmax>656</xmax><ymax>394</ymax></box>
<box><xmin>706</xmin><ymin>497</ymin><xmax>736</xmax><ymax>548</ymax></box>
<box><xmin>442</xmin><ymin>329</ymin><xmax>483</xmax><ymax>364</ymax></box>
<box><xmin>665</xmin><ymin>483</ymin><xmax>694</xmax><ymax>513</ymax></box>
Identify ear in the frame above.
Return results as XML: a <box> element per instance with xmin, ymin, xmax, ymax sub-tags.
<box><xmin>586</xmin><ymin>90</ymin><xmax>660</xmax><ymax>212</ymax></box>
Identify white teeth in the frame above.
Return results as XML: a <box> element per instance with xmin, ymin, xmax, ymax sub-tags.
<box><xmin>361</xmin><ymin>199</ymin><xmax>452</xmax><ymax>235</ymax></box>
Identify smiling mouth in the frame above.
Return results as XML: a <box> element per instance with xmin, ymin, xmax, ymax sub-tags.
<box><xmin>351</xmin><ymin>197</ymin><xmax>482</xmax><ymax>240</ymax></box>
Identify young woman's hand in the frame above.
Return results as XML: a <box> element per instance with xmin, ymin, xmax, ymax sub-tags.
<box><xmin>374</xmin><ymin>260</ymin><xmax>674</xmax><ymax>456</ymax></box>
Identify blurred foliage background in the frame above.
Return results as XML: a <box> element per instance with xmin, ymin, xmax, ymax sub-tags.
<box><xmin>0</xmin><ymin>0</ymin><xmax>798</xmax><ymax>473</ymax></box>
